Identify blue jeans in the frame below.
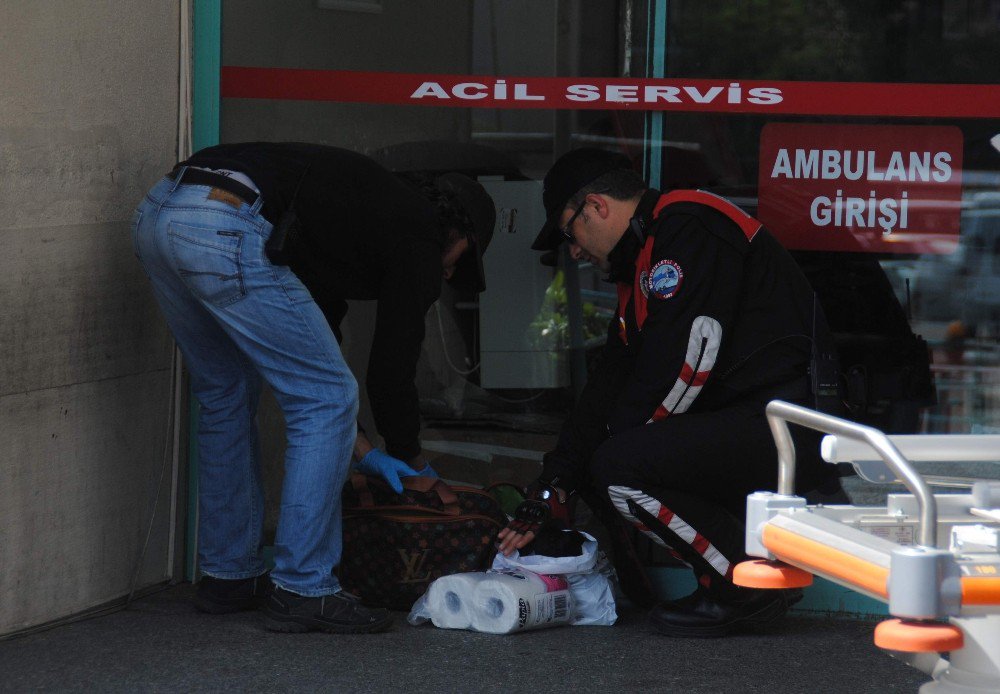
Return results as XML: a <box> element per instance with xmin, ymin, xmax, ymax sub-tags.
<box><xmin>132</xmin><ymin>171</ymin><xmax>358</xmax><ymax>596</ymax></box>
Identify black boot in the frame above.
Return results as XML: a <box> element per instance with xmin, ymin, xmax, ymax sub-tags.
<box><xmin>262</xmin><ymin>587</ymin><xmax>393</xmax><ymax>634</ymax></box>
<box><xmin>650</xmin><ymin>586</ymin><xmax>802</xmax><ymax>638</ymax></box>
<box><xmin>194</xmin><ymin>573</ymin><xmax>274</xmax><ymax>614</ymax></box>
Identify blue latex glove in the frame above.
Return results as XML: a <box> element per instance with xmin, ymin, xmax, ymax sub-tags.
<box><xmin>415</xmin><ymin>463</ymin><xmax>439</xmax><ymax>479</ymax></box>
<box><xmin>356</xmin><ymin>449</ymin><xmax>420</xmax><ymax>494</ymax></box>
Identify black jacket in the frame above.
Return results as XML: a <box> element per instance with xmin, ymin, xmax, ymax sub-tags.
<box><xmin>543</xmin><ymin>190</ymin><xmax>821</xmax><ymax>484</ymax></box>
<box><xmin>183</xmin><ymin>142</ymin><xmax>443</xmax><ymax>461</ymax></box>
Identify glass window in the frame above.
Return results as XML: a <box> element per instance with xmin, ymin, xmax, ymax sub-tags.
<box><xmin>217</xmin><ymin>0</ymin><xmax>1000</xmax><ymax>519</ymax></box>
<box><xmin>646</xmin><ymin>2</ymin><xmax>1000</xmax><ymax>435</ymax></box>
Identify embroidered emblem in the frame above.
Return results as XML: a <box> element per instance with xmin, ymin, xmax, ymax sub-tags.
<box><xmin>639</xmin><ymin>270</ymin><xmax>650</xmax><ymax>298</ymax></box>
<box><xmin>649</xmin><ymin>259</ymin><xmax>683</xmax><ymax>299</ymax></box>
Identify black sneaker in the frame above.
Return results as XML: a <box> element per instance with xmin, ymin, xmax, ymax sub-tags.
<box><xmin>262</xmin><ymin>587</ymin><xmax>393</xmax><ymax>634</ymax></box>
<box><xmin>194</xmin><ymin>573</ymin><xmax>273</xmax><ymax>614</ymax></box>
<box><xmin>649</xmin><ymin>587</ymin><xmax>801</xmax><ymax>638</ymax></box>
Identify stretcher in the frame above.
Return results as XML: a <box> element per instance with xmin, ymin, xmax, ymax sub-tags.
<box><xmin>734</xmin><ymin>401</ymin><xmax>1000</xmax><ymax>693</ymax></box>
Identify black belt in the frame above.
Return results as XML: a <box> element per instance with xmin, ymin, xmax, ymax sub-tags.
<box><xmin>167</xmin><ymin>166</ymin><xmax>259</xmax><ymax>206</ymax></box>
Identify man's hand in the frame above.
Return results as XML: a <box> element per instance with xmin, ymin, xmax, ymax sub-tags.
<box><xmin>497</xmin><ymin>500</ymin><xmax>547</xmax><ymax>555</ymax></box>
<box><xmin>497</xmin><ymin>483</ymin><xmax>575</xmax><ymax>556</ymax></box>
<box><xmin>356</xmin><ymin>449</ymin><xmax>420</xmax><ymax>494</ymax></box>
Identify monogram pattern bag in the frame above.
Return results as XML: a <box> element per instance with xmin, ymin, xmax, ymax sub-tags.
<box><xmin>339</xmin><ymin>474</ymin><xmax>507</xmax><ymax>610</ymax></box>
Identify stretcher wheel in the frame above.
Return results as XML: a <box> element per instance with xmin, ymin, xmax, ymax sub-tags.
<box><xmin>732</xmin><ymin>559</ymin><xmax>813</xmax><ymax>589</ymax></box>
<box><xmin>874</xmin><ymin>618</ymin><xmax>964</xmax><ymax>653</ymax></box>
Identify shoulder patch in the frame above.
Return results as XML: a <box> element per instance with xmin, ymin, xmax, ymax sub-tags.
<box><xmin>649</xmin><ymin>259</ymin><xmax>683</xmax><ymax>299</ymax></box>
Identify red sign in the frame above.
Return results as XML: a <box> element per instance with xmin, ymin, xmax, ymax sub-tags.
<box><xmin>221</xmin><ymin>67</ymin><xmax>1000</xmax><ymax>119</ymax></box>
<box><xmin>757</xmin><ymin>124</ymin><xmax>964</xmax><ymax>254</ymax></box>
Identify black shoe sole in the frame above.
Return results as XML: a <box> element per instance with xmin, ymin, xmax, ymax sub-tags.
<box><xmin>262</xmin><ymin>611</ymin><xmax>394</xmax><ymax>634</ymax></box>
<box><xmin>649</xmin><ymin>596</ymin><xmax>790</xmax><ymax>638</ymax></box>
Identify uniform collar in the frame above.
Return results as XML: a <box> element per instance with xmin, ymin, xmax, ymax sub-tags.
<box><xmin>605</xmin><ymin>188</ymin><xmax>661</xmax><ymax>283</ymax></box>
<box><xmin>606</xmin><ymin>230</ymin><xmax>640</xmax><ymax>283</ymax></box>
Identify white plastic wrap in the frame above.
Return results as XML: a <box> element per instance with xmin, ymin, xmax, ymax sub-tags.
<box><xmin>407</xmin><ymin>568</ymin><xmax>571</xmax><ymax>633</ymax></box>
<box><xmin>491</xmin><ymin>531</ymin><xmax>617</xmax><ymax>627</ymax></box>
<box><xmin>424</xmin><ymin>572</ymin><xmax>491</xmax><ymax>629</ymax></box>
<box><xmin>407</xmin><ymin>531</ymin><xmax>617</xmax><ymax>631</ymax></box>
<box><xmin>470</xmin><ymin>569</ymin><xmax>572</xmax><ymax>633</ymax></box>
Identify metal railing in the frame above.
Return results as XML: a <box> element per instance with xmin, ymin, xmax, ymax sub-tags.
<box><xmin>765</xmin><ymin>400</ymin><xmax>939</xmax><ymax>548</ymax></box>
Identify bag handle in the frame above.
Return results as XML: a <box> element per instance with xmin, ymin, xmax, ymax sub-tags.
<box><xmin>349</xmin><ymin>473</ymin><xmax>461</xmax><ymax>516</ymax></box>
<box><xmin>402</xmin><ymin>476</ymin><xmax>460</xmax><ymax>515</ymax></box>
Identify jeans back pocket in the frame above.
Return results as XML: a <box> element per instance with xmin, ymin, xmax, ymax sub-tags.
<box><xmin>168</xmin><ymin>222</ymin><xmax>246</xmax><ymax>307</ymax></box>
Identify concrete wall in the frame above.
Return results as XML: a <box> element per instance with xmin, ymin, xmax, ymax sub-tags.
<box><xmin>0</xmin><ymin>3</ymin><xmax>181</xmax><ymax>635</ymax></box>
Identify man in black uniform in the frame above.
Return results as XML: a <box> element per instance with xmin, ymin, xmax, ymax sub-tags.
<box><xmin>498</xmin><ymin>148</ymin><xmax>843</xmax><ymax>637</ymax></box>
<box><xmin>132</xmin><ymin>142</ymin><xmax>495</xmax><ymax>633</ymax></box>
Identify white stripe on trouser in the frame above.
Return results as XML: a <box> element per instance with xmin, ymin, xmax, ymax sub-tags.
<box><xmin>607</xmin><ymin>485</ymin><xmax>731</xmax><ymax>577</ymax></box>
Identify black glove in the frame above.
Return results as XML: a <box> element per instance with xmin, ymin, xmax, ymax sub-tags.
<box><xmin>505</xmin><ymin>499</ymin><xmax>552</xmax><ymax>537</ymax></box>
<box><xmin>507</xmin><ymin>479</ymin><xmax>578</xmax><ymax>536</ymax></box>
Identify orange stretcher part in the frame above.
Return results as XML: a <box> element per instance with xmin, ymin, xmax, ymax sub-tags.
<box><xmin>762</xmin><ymin>524</ymin><xmax>890</xmax><ymax>598</ymax></box>
<box><xmin>962</xmin><ymin>577</ymin><xmax>1000</xmax><ymax>606</ymax></box>
<box><xmin>762</xmin><ymin>525</ymin><xmax>1000</xmax><ymax>606</ymax></box>
<box><xmin>874</xmin><ymin>618</ymin><xmax>964</xmax><ymax>652</ymax></box>
<box><xmin>733</xmin><ymin>559</ymin><xmax>813</xmax><ymax>589</ymax></box>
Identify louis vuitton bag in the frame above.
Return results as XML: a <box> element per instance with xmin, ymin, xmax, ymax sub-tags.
<box><xmin>339</xmin><ymin>473</ymin><xmax>507</xmax><ymax>610</ymax></box>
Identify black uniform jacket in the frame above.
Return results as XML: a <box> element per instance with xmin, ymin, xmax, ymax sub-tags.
<box><xmin>183</xmin><ymin>142</ymin><xmax>444</xmax><ymax>461</ymax></box>
<box><xmin>542</xmin><ymin>190</ymin><xmax>819</xmax><ymax>485</ymax></box>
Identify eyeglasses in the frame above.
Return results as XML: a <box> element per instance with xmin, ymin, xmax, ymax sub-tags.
<box><xmin>560</xmin><ymin>204</ymin><xmax>586</xmax><ymax>244</ymax></box>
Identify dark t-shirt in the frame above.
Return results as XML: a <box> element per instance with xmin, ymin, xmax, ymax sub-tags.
<box><xmin>182</xmin><ymin>142</ymin><xmax>443</xmax><ymax>460</ymax></box>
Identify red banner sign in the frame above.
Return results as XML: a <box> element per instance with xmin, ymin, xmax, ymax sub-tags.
<box><xmin>757</xmin><ymin>124</ymin><xmax>964</xmax><ymax>254</ymax></box>
<box><xmin>221</xmin><ymin>67</ymin><xmax>1000</xmax><ymax>119</ymax></box>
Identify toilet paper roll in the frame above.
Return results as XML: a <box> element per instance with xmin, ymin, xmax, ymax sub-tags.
<box><xmin>425</xmin><ymin>573</ymin><xmax>491</xmax><ymax>630</ymax></box>
<box><xmin>470</xmin><ymin>570</ymin><xmax>572</xmax><ymax>634</ymax></box>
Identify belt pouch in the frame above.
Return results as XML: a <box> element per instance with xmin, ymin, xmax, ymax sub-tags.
<box><xmin>265</xmin><ymin>209</ymin><xmax>299</xmax><ymax>266</ymax></box>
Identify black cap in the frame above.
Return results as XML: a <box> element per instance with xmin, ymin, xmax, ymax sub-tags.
<box><xmin>433</xmin><ymin>173</ymin><xmax>496</xmax><ymax>293</ymax></box>
<box><xmin>531</xmin><ymin>147</ymin><xmax>632</xmax><ymax>251</ymax></box>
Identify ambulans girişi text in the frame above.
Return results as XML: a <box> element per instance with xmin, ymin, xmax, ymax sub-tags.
<box><xmin>769</xmin><ymin>148</ymin><xmax>954</xmax><ymax>236</ymax></box>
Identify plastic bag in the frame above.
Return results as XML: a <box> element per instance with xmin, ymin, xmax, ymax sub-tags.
<box><xmin>406</xmin><ymin>568</ymin><xmax>572</xmax><ymax>633</ymax></box>
<box><xmin>408</xmin><ymin>531</ymin><xmax>617</xmax><ymax>630</ymax></box>
<box><xmin>491</xmin><ymin>531</ymin><xmax>617</xmax><ymax>627</ymax></box>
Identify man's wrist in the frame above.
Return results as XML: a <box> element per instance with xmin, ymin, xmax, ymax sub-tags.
<box><xmin>353</xmin><ymin>433</ymin><xmax>374</xmax><ymax>462</ymax></box>
<box><xmin>535</xmin><ymin>474</ymin><xmax>577</xmax><ymax>499</ymax></box>
<box><xmin>526</xmin><ymin>477</ymin><xmax>578</xmax><ymax>527</ymax></box>
<box><xmin>407</xmin><ymin>455</ymin><xmax>428</xmax><ymax>472</ymax></box>
<box><xmin>536</xmin><ymin>484</ymin><xmax>568</xmax><ymax>504</ymax></box>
